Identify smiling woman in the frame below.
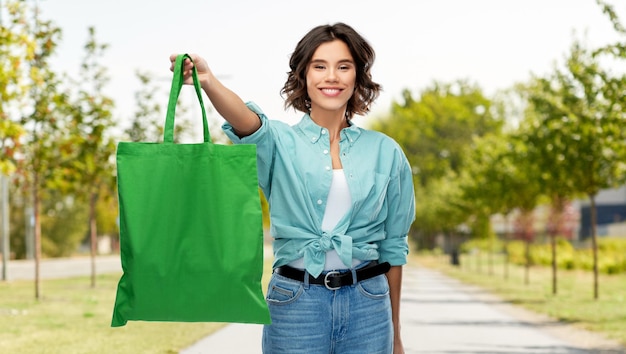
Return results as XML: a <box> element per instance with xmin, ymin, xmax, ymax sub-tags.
<box><xmin>170</xmin><ymin>22</ymin><xmax>415</xmax><ymax>354</ymax></box>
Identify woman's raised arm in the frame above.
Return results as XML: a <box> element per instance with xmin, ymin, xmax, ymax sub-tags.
<box><xmin>170</xmin><ymin>53</ymin><xmax>261</xmax><ymax>137</ymax></box>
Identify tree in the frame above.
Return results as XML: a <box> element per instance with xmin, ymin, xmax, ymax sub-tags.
<box><xmin>124</xmin><ymin>70</ymin><xmax>164</xmax><ymax>142</ymax></box>
<box><xmin>525</xmin><ymin>38</ymin><xmax>626</xmax><ymax>299</ymax></box>
<box><xmin>67</xmin><ymin>27</ymin><xmax>116</xmax><ymax>288</ymax></box>
<box><xmin>371</xmin><ymin>80</ymin><xmax>502</xmax><ymax>249</ymax></box>
<box><xmin>374</xmin><ymin>81</ymin><xmax>500</xmax><ymax>187</ymax></box>
<box><xmin>412</xmin><ymin>172</ymin><xmax>467</xmax><ymax>253</ymax></box>
<box><xmin>459</xmin><ymin>132</ymin><xmax>520</xmax><ymax>276</ymax></box>
<box><xmin>518</xmin><ymin>75</ymin><xmax>584</xmax><ymax>295</ymax></box>
<box><xmin>495</xmin><ymin>128</ymin><xmax>545</xmax><ymax>286</ymax></box>
<box><xmin>0</xmin><ymin>0</ymin><xmax>28</xmax><ymax>175</ymax></box>
<box><xmin>18</xmin><ymin>3</ymin><xmax>71</xmax><ymax>299</ymax></box>
<box><xmin>124</xmin><ymin>69</ymin><xmax>205</xmax><ymax>144</ymax></box>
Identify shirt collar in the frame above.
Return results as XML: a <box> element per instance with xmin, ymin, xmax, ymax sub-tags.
<box><xmin>297</xmin><ymin>114</ymin><xmax>361</xmax><ymax>146</ymax></box>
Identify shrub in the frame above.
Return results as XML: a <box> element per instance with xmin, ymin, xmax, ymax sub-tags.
<box><xmin>467</xmin><ymin>236</ymin><xmax>626</xmax><ymax>274</ymax></box>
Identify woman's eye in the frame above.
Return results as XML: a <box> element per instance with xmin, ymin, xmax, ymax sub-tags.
<box><xmin>315</xmin><ymin>65</ymin><xmax>326</xmax><ymax>70</ymax></box>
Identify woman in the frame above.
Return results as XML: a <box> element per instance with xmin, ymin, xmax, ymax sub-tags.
<box><xmin>171</xmin><ymin>22</ymin><xmax>415</xmax><ymax>354</ymax></box>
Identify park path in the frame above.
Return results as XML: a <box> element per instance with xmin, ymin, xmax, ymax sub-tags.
<box><xmin>2</xmin><ymin>255</ymin><xmax>121</xmax><ymax>281</ymax></box>
<box><xmin>182</xmin><ymin>265</ymin><xmax>625</xmax><ymax>354</ymax></box>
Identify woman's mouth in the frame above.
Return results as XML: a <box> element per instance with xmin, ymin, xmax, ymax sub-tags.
<box><xmin>320</xmin><ymin>88</ymin><xmax>342</xmax><ymax>97</ymax></box>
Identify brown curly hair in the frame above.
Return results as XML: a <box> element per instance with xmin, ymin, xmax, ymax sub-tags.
<box><xmin>281</xmin><ymin>23</ymin><xmax>382</xmax><ymax>120</ymax></box>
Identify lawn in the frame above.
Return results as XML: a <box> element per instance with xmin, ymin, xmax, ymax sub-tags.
<box><xmin>0</xmin><ymin>260</ymin><xmax>273</xmax><ymax>354</ymax></box>
<box><xmin>416</xmin><ymin>253</ymin><xmax>626</xmax><ymax>346</ymax></box>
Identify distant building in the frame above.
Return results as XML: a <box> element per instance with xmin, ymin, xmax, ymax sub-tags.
<box><xmin>578</xmin><ymin>185</ymin><xmax>626</xmax><ymax>239</ymax></box>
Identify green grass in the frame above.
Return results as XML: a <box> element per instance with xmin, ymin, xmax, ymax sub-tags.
<box><xmin>415</xmin><ymin>253</ymin><xmax>626</xmax><ymax>346</ymax></box>
<box><xmin>0</xmin><ymin>261</ymin><xmax>273</xmax><ymax>354</ymax></box>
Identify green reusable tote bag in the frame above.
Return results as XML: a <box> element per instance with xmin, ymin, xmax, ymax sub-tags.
<box><xmin>111</xmin><ymin>54</ymin><xmax>270</xmax><ymax>327</ymax></box>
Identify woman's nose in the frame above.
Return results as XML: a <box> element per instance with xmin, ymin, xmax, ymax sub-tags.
<box><xmin>325</xmin><ymin>68</ymin><xmax>338</xmax><ymax>82</ymax></box>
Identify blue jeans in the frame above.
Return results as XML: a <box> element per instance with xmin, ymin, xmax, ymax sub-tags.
<box><xmin>262</xmin><ymin>267</ymin><xmax>393</xmax><ymax>354</ymax></box>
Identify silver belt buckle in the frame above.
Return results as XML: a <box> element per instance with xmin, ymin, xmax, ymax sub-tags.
<box><xmin>324</xmin><ymin>271</ymin><xmax>341</xmax><ymax>290</ymax></box>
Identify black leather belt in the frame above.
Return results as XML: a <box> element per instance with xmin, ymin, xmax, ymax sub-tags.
<box><xmin>274</xmin><ymin>261</ymin><xmax>391</xmax><ymax>290</ymax></box>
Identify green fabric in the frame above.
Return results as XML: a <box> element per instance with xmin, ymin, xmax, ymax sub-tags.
<box><xmin>111</xmin><ymin>54</ymin><xmax>270</xmax><ymax>327</ymax></box>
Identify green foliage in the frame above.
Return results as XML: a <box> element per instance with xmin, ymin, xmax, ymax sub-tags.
<box><xmin>95</xmin><ymin>182</ymin><xmax>119</xmax><ymax>237</ymax></box>
<box><xmin>8</xmin><ymin>189</ymin><xmax>27</xmax><ymax>259</ymax></box>
<box><xmin>460</xmin><ymin>128</ymin><xmax>543</xmax><ymax>243</ymax></box>
<box><xmin>520</xmin><ymin>39</ymin><xmax>626</xmax><ymax>200</ymax></box>
<box><xmin>68</xmin><ymin>26</ymin><xmax>116</xmax><ymax>195</ymax></box>
<box><xmin>0</xmin><ymin>0</ymin><xmax>31</xmax><ymax>175</ymax></box>
<box><xmin>595</xmin><ymin>0</ymin><xmax>626</xmax><ymax>35</ymax></box>
<box><xmin>412</xmin><ymin>173</ymin><xmax>467</xmax><ymax>243</ymax></box>
<box><xmin>371</xmin><ymin>81</ymin><xmax>503</xmax><ymax>247</ymax></box>
<box><xmin>40</xmin><ymin>193</ymin><xmax>89</xmax><ymax>257</ymax></box>
<box><xmin>125</xmin><ymin>70</ymin><xmax>165</xmax><ymax>142</ymax></box>
<box><xmin>372</xmin><ymin>80</ymin><xmax>501</xmax><ymax>187</ymax></box>
<box><xmin>0</xmin><ymin>119</ymin><xmax>23</xmax><ymax>175</ymax></box>
<box><xmin>124</xmin><ymin>70</ymin><xmax>208</xmax><ymax>144</ymax></box>
<box><xmin>459</xmin><ymin>237</ymin><xmax>505</xmax><ymax>254</ymax></box>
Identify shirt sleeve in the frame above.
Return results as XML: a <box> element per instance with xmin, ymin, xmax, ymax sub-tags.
<box><xmin>377</xmin><ymin>144</ymin><xmax>416</xmax><ymax>266</ymax></box>
<box><xmin>222</xmin><ymin>102</ymin><xmax>275</xmax><ymax>195</ymax></box>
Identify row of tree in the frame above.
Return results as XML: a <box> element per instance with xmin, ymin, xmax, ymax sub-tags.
<box><xmin>0</xmin><ymin>0</ymin><xmax>189</xmax><ymax>298</ymax></box>
<box><xmin>373</xmin><ymin>0</ymin><xmax>626</xmax><ymax>299</ymax></box>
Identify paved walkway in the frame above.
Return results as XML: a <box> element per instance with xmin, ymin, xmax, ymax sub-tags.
<box><xmin>2</xmin><ymin>255</ymin><xmax>121</xmax><ymax>281</ymax></box>
<box><xmin>181</xmin><ymin>265</ymin><xmax>625</xmax><ymax>354</ymax></box>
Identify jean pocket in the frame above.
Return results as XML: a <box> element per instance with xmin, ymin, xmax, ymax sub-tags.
<box><xmin>266</xmin><ymin>274</ymin><xmax>304</xmax><ymax>305</ymax></box>
<box><xmin>356</xmin><ymin>274</ymin><xmax>389</xmax><ymax>299</ymax></box>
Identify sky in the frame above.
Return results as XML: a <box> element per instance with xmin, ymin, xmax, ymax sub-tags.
<box><xmin>35</xmin><ymin>0</ymin><xmax>625</xmax><ymax>137</ymax></box>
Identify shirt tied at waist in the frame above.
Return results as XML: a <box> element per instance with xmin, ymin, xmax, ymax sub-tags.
<box><xmin>303</xmin><ymin>232</ymin><xmax>353</xmax><ymax>278</ymax></box>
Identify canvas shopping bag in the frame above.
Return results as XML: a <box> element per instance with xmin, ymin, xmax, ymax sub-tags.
<box><xmin>111</xmin><ymin>54</ymin><xmax>270</xmax><ymax>327</ymax></box>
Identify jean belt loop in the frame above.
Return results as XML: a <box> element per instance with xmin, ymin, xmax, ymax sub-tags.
<box><xmin>303</xmin><ymin>270</ymin><xmax>311</xmax><ymax>289</ymax></box>
<box><xmin>350</xmin><ymin>268</ymin><xmax>358</xmax><ymax>286</ymax></box>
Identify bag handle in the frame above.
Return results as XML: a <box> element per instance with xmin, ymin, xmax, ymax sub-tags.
<box><xmin>164</xmin><ymin>54</ymin><xmax>211</xmax><ymax>143</ymax></box>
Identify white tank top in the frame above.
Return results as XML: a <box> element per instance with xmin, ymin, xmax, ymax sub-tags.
<box><xmin>289</xmin><ymin>169</ymin><xmax>361</xmax><ymax>270</ymax></box>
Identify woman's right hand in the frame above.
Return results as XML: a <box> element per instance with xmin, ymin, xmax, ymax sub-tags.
<box><xmin>169</xmin><ymin>53</ymin><xmax>214</xmax><ymax>91</ymax></box>
<box><xmin>168</xmin><ymin>53</ymin><xmax>261</xmax><ymax>136</ymax></box>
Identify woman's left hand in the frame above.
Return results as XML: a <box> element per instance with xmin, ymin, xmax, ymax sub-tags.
<box><xmin>393</xmin><ymin>337</ymin><xmax>405</xmax><ymax>354</ymax></box>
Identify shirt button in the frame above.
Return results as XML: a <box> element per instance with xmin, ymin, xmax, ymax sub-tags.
<box><xmin>317</xmin><ymin>199</ymin><xmax>323</xmax><ymax>205</ymax></box>
<box><xmin>311</xmin><ymin>137</ymin><xmax>317</xmax><ymax>142</ymax></box>
<box><xmin>321</xmin><ymin>129</ymin><xmax>327</xmax><ymax>135</ymax></box>
<box><xmin>325</xmin><ymin>166</ymin><xmax>331</xmax><ymax>171</ymax></box>
<box><xmin>323</xmin><ymin>149</ymin><xmax>329</xmax><ymax>154</ymax></box>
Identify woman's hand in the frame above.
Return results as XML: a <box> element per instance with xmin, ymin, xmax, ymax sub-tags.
<box><xmin>393</xmin><ymin>337</ymin><xmax>405</xmax><ymax>354</ymax></box>
<box><xmin>169</xmin><ymin>53</ymin><xmax>214</xmax><ymax>91</ymax></box>
<box><xmin>168</xmin><ymin>53</ymin><xmax>260</xmax><ymax>136</ymax></box>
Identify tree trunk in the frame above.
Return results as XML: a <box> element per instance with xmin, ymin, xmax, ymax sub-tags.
<box><xmin>503</xmin><ymin>214</ymin><xmax>509</xmax><ymax>280</ymax></box>
<box><xmin>1</xmin><ymin>175</ymin><xmax>9</xmax><ymax>281</ymax></box>
<box><xmin>89</xmin><ymin>192</ymin><xmax>98</xmax><ymax>288</ymax></box>
<box><xmin>548</xmin><ymin>196</ymin><xmax>567</xmax><ymax>296</ymax></box>
<box><xmin>551</xmin><ymin>233</ymin><xmax>557</xmax><ymax>295</ymax></box>
<box><xmin>590</xmin><ymin>194</ymin><xmax>599</xmax><ymax>300</ymax></box>
<box><xmin>520</xmin><ymin>210</ymin><xmax>533</xmax><ymax>286</ymax></box>
<box><xmin>33</xmin><ymin>176</ymin><xmax>41</xmax><ymax>300</ymax></box>
<box><xmin>524</xmin><ymin>237</ymin><xmax>530</xmax><ymax>285</ymax></box>
<box><xmin>488</xmin><ymin>235</ymin><xmax>494</xmax><ymax>276</ymax></box>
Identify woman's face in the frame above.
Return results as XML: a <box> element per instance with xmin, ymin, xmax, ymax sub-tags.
<box><xmin>306</xmin><ymin>39</ymin><xmax>356</xmax><ymax>116</ymax></box>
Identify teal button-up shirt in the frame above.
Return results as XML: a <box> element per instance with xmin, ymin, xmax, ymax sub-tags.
<box><xmin>223</xmin><ymin>102</ymin><xmax>415</xmax><ymax>278</ymax></box>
